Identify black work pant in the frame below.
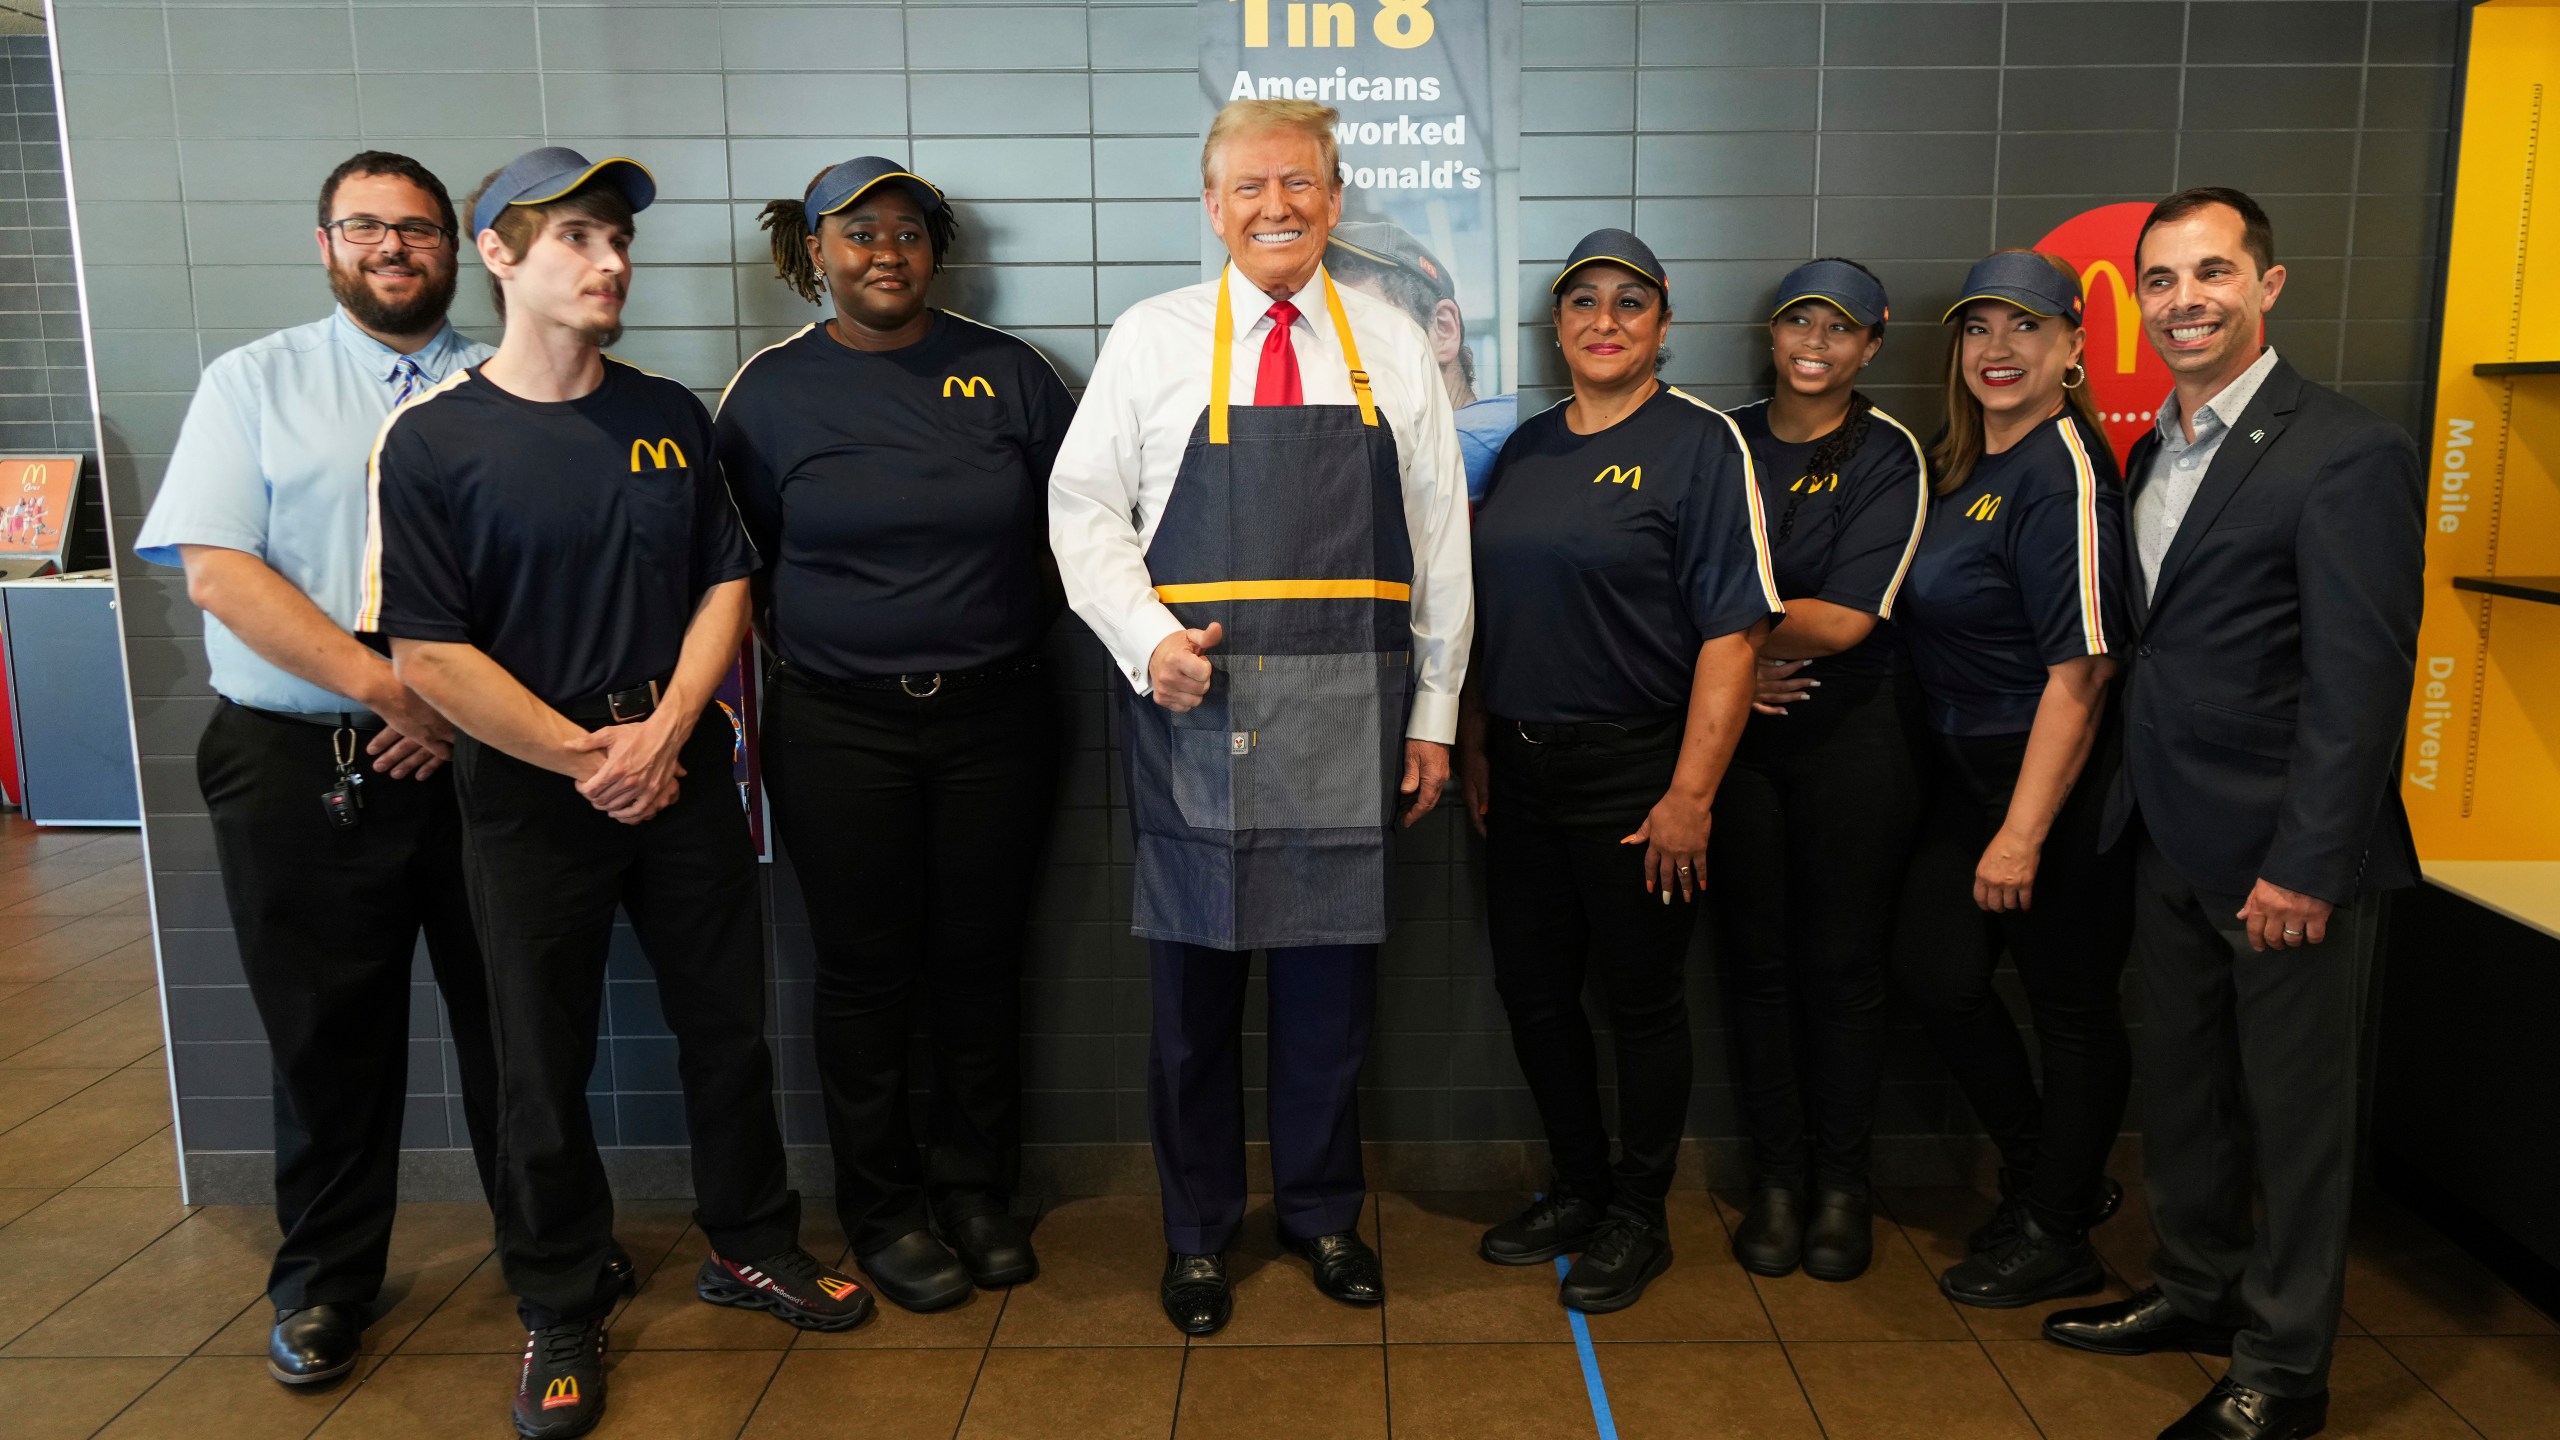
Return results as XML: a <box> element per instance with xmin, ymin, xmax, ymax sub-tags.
<box><xmin>453</xmin><ymin>709</ymin><xmax>797</xmax><ymax>1328</ymax></box>
<box><xmin>762</xmin><ymin>662</ymin><xmax>1060</xmax><ymax>1256</ymax></box>
<box><xmin>1890</xmin><ymin>722</ymin><xmax>2133</xmax><ymax>1231</ymax></box>
<box><xmin>2134</xmin><ymin>834</ymin><xmax>2364</xmax><ymax>1397</ymax></box>
<box><xmin>1149</xmin><ymin>940</ymin><xmax>1376</xmax><ymax>1253</ymax></box>
<box><xmin>198</xmin><ymin>700</ymin><xmax>500</xmax><ymax>1310</ymax></box>
<box><xmin>1708</xmin><ymin>672</ymin><xmax>1924</xmax><ymax>1192</ymax></box>
<box><xmin>1483</xmin><ymin>716</ymin><xmax>1698</xmax><ymax>1226</ymax></box>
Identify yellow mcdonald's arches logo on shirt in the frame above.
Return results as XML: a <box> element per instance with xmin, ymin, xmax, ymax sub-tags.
<box><xmin>1593</xmin><ymin>464</ymin><xmax>1642</xmax><ymax>490</ymax></box>
<box><xmin>942</xmin><ymin>375</ymin><xmax>995</xmax><ymax>398</ymax></box>
<box><xmin>629</xmin><ymin>438</ymin><xmax>687</xmax><ymax>472</ymax></box>
<box><xmin>1965</xmin><ymin>493</ymin><xmax>2003</xmax><ymax>522</ymax></box>
<box><xmin>1791</xmin><ymin>471</ymin><xmax>1838</xmax><ymax>493</ymax></box>
<box><xmin>542</xmin><ymin>1378</ymin><xmax>580</xmax><ymax>1410</ymax></box>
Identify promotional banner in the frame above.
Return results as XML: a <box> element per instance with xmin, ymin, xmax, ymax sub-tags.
<box><xmin>1202</xmin><ymin>0</ymin><xmax>1520</xmax><ymax>498</ymax></box>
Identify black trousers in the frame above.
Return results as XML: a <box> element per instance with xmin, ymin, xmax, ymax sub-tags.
<box><xmin>1890</xmin><ymin>722</ymin><xmax>2133</xmax><ymax>1230</ymax></box>
<box><xmin>1483</xmin><ymin>716</ymin><xmax>1698</xmax><ymax>1226</ymax></box>
<box><xmin>199</xmin><ymin>700</ymin><xmax>500</xmax><ymax>1310</ymax></box>
<box><xmin>1708</xmin><ymin>672</ymin><xmax>1924</xmax><ymax>1192</ymax></box>
<box><xmin>762</xmin><ymin>662</ymin><xmax>1059</xmax><ymax>1255</ymax></box>
<box><xmin>452</xmin><ymin>709</ymin><xmax>797</xmax><ymax>1327</ymax></box>
<box><xmin>2134</xmin><ymin>834</ymin><xmax>2363</xmax><ymax>1397</ymax></box>
<box><xmin>1148</xmin><ymin>940</ymin><xmax>1375</xmax><ymax>1254</ymax></box>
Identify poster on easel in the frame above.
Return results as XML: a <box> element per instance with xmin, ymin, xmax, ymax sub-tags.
<box><xmin>0</xmin><ymin>456</ymin><xmax>81</xmax><ymax>580</ymax></box>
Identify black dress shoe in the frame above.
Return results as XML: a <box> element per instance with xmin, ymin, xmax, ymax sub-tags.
<box><xmin>268</xmin><ymin>1302</ymin><xmax>364</xmax><ymax>1387</ymax></box>
<box><xmin>2045</xmin><ymin>1286</ymin><xmax>2237</xmax><ymax>1357</ymax></box>
<box><xmin>1480</xmin><ymin>1193</ymin><xmax>1606</xmax><ymax>1266</ymax></box>
<box><xmin>1970</xmin><ymin>1172</ymin><xmax>2124</xmax><ymax>1255</ymax></box>
<box><xmin>2159</xmin><ymin>1377</ymin><xmax>2328</xmax><ymax>1440</ymax></box>
<box><xmin>605</xmin><ymin>1241</ymin><xmax>636</xmax><ymax>1296</ymax></box>
<box><xmin>1281</xmin><ymin>1228</ymin><xmax>1385</xmax><ymax>1306</ymax></box>
<box><xmin>1939</xmin><ymin>1208</ymin><xmax>2105</xmax><ymax>1309</ymax></box>
<box><xmin>1161</xmin><ymin>1250</ymin><xmax>1232</xmax><ymax>1335</ymax></box>
<box><xmin>855</xmin><ymin>1228</ymin><xmax>974</xmax><ymax>1313</ymax></box>
<box><xmin>937</xmin><ymin>1210</ymin><xmax>1038</xmax><ymax>1288</ymax></box>
<box><xmin>1800</xmin><ymin>1188</ymin><xmax>1872</xmax><ymax>1283</ymax></box>
<box><xmin>1560</xmin><ymin>1215</ymin><xmax>1673</xmax><ymax>1314</ymax></box>
<box><xmin>1731</xmin><ymin>1187</ymin><xmax>1805</xmax><ymax>1277</ymax></box>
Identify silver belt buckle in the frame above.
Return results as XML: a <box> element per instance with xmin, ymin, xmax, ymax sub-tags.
<box><xmin>607</xmin><ymin>680</ymin><xmax>660</xmax><ymax>724</ymax></box>
<box><xmin>901</xmin><ymin>672</ymin><xmax>943</xmax><ymax>698</ymax></box>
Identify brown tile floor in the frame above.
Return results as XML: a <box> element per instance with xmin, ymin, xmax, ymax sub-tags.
<box><xmin>3</xmin><ymin>815</ymin><xmax>2556</xmax><ymax>1438</ymax></box>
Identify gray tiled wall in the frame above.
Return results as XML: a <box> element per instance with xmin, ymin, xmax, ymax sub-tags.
<box><xmin>2</xmin><ymin>32</ymin><xmax>104</xmax><ymax>571</ymax></box>
<box><xmin>52</xmin><ymin>0</ymin><xmax>2459</xmax><ymax>1198</ymax></box>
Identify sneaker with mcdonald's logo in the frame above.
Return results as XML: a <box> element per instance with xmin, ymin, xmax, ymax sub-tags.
<box><xmin>512</xmin><ymin>1318</ymin><xmax>606</xmax><ymax>1440</ymax></box>
<box><xmin>695</xmin><ymin>1246</ymin><xmax>875</xmax><ymax>1332</ymax></box>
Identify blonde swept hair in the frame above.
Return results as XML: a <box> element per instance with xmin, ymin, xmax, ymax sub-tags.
<box><xmin>1201</xmin><ymin>98</ymin><xmax>1341</xmax><ymax>189</ymax></box>
<box><xmin>1932</xmin><ymin>250</ymin><xmax>2109</xmax><ymax>495</ymax></box>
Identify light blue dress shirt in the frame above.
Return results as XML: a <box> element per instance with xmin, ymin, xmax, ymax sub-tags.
<box><xmin>135</xmin><ymin>309</ymin><xmax>492</xmax><ymax>714</ymax></box>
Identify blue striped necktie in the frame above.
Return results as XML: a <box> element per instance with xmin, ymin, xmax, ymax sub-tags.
<box><xmin>389</xmin><ymin>356</ymin><xmax>426</xmax><ymax>407</ymax></box>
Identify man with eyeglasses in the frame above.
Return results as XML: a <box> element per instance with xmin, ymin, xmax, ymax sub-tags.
<box><xmin>134</xmin><ymin>150</ymin><xmax>507</xmax><ymax>1391</ymax></box>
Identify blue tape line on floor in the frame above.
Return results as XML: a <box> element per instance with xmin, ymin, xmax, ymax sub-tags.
<box><xmin>1553</xmin><ymin>1253</ymin><xmax>1622</xmax><ymax>1440</ymax></box>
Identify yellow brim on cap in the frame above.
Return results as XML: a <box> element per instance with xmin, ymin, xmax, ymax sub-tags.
<box><xmin>1330</xmin><ymin>236</ymin><xmax>1397</xmax><ymax>266</ymax></box>
<box><xmin>510</xmin><ymin>156</ymin><xmax>656</xmax><ymax>209</ymax></box>
<box><xmin>1769</xmin><ymin>292</ymin><xmax>1874</xmax><ymax>324</ymax></box>
<box><xmin>816</xmin><ymin>171</ymin><xmax>946</xmax><ymax>215</ymax></box>
<box><xmin>1940</xmin><ymin>291</ymin><xmax>2062</xmax><ymax>323</ymax></box>
<box><xmin>1551</xmin><ymin>255</ymin><xmax>1666</xmax><ymax>293</ymax></box>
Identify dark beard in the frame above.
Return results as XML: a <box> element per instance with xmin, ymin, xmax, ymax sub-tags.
<box><xmin>329</xmin><ymin>258</ymin><xmax>457</xmax><ymax>338</ymax></box>
<box><xmin>577</xmin><ymin>319</ymin><xmax>625</xmax><ymax>349</ymax></box>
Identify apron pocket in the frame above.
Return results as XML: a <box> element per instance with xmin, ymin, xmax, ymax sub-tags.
<box><xmin>1168</xmin><ymin>726</ymin><xmax>1243</xmax><ymax>831</ymax></box>
<box><xmin>1230</xmin><ymin>653</ymin><xmax>1394</xmax><ymax>832</ymax></box>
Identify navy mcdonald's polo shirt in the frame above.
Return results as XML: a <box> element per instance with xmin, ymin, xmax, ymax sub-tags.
<box><xmin>1895</xmin><ymin>409</ymin><xmax>2131</xmax><ymax>738</ymax></box>
<box><xmin>714</xmin><ymin>311</ymin><xmax>1075</xmax><ymax>679</ymax></box>
<box><xmin>1471</xmin><ymin>386</ymin><xmax>1783</xmax><ymax>725</ymax></box>
<box><xmin>360</xmin><ymin>359</ymin><xmax>757</xmax><ymax>710</ymax></box>
<box><xmin>1726</xmin><ymin>397</ymin><xmax>1931</xmax><ymax>681</ymax></box>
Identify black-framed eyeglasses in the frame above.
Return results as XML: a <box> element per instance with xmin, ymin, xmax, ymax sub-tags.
<box><xmin>326</xmin><ymin>217</ymin><xmax>451</xmax><ymax>250</ymax></box>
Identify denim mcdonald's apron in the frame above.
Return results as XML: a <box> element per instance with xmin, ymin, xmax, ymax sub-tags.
<box><xmin>1120</xmin><ymin>270</ymin><xmax>1417</xmax><ymax>950</ymax></box>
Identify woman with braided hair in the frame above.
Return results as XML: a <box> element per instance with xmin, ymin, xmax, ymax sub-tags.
<box><xmin>714</xmin><ymin>157</ymin><xmax>1075</xmax><ymax>1312</ymax></box>
<box><xmin>1711</xmin><ymin>259</ymin><xmax>1931</xmax><ymax>1282</ymax></box>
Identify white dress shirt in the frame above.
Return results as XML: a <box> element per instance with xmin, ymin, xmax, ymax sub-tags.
<box><xmin>1049</xmin><ymin>262</ymin><xmax>1475</xmax><ymax>743</ymax></box>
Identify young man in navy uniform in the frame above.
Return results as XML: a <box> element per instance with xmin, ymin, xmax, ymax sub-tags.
<box><xmin>361</xmin><ymin>147</ymin><xmax>869</xmax><ymax>1440</ymax></box>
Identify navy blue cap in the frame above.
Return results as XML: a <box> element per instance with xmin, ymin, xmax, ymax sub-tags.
<box><xmin>1552</xmin><ymin>228</ymin><xmax>1667</xmax><ymax>294</ymax></box>
<box><xmin>804</xmin><ymin>157</ymin><xmax>945</xmax><ymax>230</ymax></box>
<box><xmin>1770</xmin><ymin>259</ymin><xmax>1890</xmax><ymax>327</ymax></box>
<box><xmin>470</xmin><ymin>147</ymin><xmax>655</xmax><ymax>239</ymax></box>
<box><xmin>1942</xmin><ymin>250</ymin><xmax>2086</xmax><ymax>325</ymax></box>
<box><xmin>1330</xmin><ymin>221</ymin><xmax>1455</xmax><ymax>303</ymax></box>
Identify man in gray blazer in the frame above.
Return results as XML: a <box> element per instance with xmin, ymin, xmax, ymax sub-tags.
<box><xmin>2044</xmin><ymin>187</ymin><xmax>2425</xmax><ymax>1440</ymax></box>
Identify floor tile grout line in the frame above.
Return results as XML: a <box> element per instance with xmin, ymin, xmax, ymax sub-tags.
<box><xmin>0</xmin><ymin>1199</ymin><xmax>199</xmax><ymax>1355</ymax></box>
<box><xmin>0</xmin><ymin>1061</ymin><xmax>140</xmax><ymax>1142</ymax></box>
<box><xmin>2363</xmin><ymin>1332</ymin><xmax>2495</xmax><ymax>1439</ymax></box>
<box><xmin>64</xmin><ymin>1354</ymin><xmax>181</xmax><ymax>1440</ymax></box>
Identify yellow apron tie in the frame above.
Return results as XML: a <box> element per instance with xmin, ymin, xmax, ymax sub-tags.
<box><xmin>1207</xmin><ymin>266</ymin><xmax>1379</xmax><ymax>447</ymax></box>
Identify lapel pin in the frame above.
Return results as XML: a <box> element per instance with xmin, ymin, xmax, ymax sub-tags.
<box><xmin>2250</xmin><ymin>428</ymin><xmax>2266</xmax><ymax>443</ymax></box>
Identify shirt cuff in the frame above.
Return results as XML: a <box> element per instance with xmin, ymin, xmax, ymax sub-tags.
<box><xmin>1117</xmin><ymin>595</ymin><xmax>1185</xmax><ymax>694</ymax></box>
<box><xmin>1406</xmin><ymin>689</ymin><xmax>1458</xmax><ymax>745</ymax></box>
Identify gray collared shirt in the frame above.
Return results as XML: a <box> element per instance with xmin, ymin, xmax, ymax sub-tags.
<box><xmin>2134</xmin><ymin>346</ymin><xmax>2280</xmax><ymax>599</ymax></box>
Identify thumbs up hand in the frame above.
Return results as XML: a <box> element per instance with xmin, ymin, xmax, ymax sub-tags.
<box><xmin>1148</xmin><ymin>621</ymin><xmax>1223</xmax><ymax>713</ymax></box>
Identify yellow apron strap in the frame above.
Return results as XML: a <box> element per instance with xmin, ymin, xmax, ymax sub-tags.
<box><xmin>1321</xmin><ymin>270</ymin><xmax>1380</xmax><ymax>428</ymax></box>
<box><xmin>1210</xmin><ymin>266</ymin><xmax>1377</xmax><ymax>445</ymax></box>
<box><xmin>1210</xmin><ymin>269</ymin><xmax>1234</xmax><ymax>446</ymax></box>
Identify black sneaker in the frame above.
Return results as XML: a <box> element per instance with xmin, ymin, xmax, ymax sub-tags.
<box><xmin>512</xmin><ymin>1319</ymin><xmax>606</xmax><ymax>1440</ymax></box>
<box><xmin>695</xmin><ymin>1247</ymin><xmax>875</xmax><ymax>1332</ymax></box>
<box><xmin>1939</xmin><ymin>1209</ymin><xmax>2105</xmax><ymax>1309</ymax></box>
<box><xmin>1968</xmin><ymin>1173</ymin><xmax>2123</xmax><ymax>1255</ymax></box>
<box><xmin>1559</xmin><ymin>1215</ymin><xmax>1673</xmax><ymax>1314</ymax></box>
<box><xmin>1480</xmin><ymin>1193</ymin><xmax>1606</xmax><ymax>1266</ymax></box>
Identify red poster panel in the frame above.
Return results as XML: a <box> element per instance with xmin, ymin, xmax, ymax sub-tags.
<box><xmin>0</xmin><ymin>456</ymin><xmax>81</xmax><ymax>571</ymax></box>
<box><xmin>2034</xmin><ymin>204</ymin><xmax>2176</xmax><ymax>471</ymax></box>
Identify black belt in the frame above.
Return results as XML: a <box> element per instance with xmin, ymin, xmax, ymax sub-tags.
<box><xmin>1506</xmin><ymin>712</ymin><xmax>1681</xmax><ymax>746</ymax></box>
<box><xmin>234</xmin><ymin>700</ymin><xmax>387</xmax><ymax>733</ymax></box>
<box><xmin>776</xmin><ymin>655</ymin><xmax>1042</xmax><ymax>698</ymax></box>
<box><xmin>559</xmin><ymin>678</ymin><xmax>667</xmax><ymax>727</ymax></box>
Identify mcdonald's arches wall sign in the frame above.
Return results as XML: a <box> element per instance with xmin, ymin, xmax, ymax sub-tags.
<box><xmin>2032</xmin><ymin>203</ymin><xmax>2173</xmax><ymax>471</ymax></box>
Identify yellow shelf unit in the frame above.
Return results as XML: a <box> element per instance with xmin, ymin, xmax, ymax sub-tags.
<box><xmin>2404</xmin><ymin>0</ymin><xmax>2560</xmax><ymax>915</ymax></box>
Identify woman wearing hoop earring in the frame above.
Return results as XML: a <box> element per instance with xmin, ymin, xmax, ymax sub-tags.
<box><xmin>1889</xmin><ymin>250</ymin><xmax>2136</xmax><ymax>1310</ymax></box>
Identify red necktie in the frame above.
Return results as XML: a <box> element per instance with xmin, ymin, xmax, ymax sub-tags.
<box><xmin>1255</xmin><ymin>300</ymin><xmax>1304</xmax><ymax>406</ymax></box>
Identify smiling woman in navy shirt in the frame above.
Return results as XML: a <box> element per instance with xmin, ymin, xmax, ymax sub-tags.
<box><xmin>1457</xmin><ymin>230</ymin><xmax>1778</xmax><ymax>1315</ymax></box>
<box><xmin>1894</xmin><ymin>250</ymin><xmax>2135</xmax><ymax>1311</ymax></box>
<box><xmin>717</xmin><ymin>157</ymin><xmax>1075</xmax><ymax>1314</ymax></box>
<box><xmin>1710</xmin><ymin>259</ymin><xmax>1930</xmax><ymax>1285</ymax></box>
